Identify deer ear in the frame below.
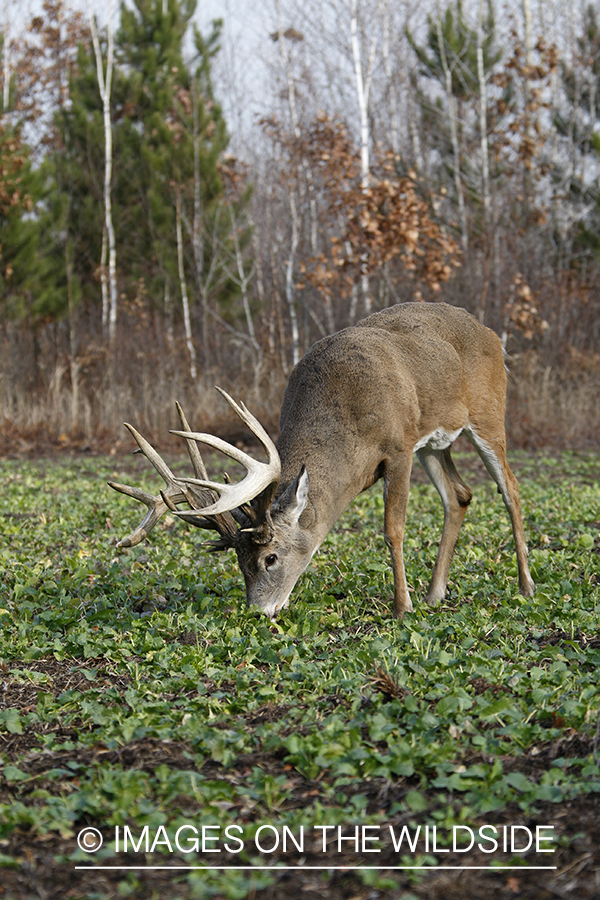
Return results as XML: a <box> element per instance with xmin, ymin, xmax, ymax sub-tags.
<box><xmin>275</xmin><ymin>465</ymin><xmax>309</xmax><ymax>524</ymax></box>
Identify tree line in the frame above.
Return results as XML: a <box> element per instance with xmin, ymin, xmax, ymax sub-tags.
<box><xmin>0</xmin><ymin>0</ymin><xmax>599</xmax><ymax>447</ymax></box>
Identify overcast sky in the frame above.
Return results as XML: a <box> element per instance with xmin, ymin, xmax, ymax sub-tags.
<box><xmin>195</xmin><ymin>0</ymin><xmax>274</xmax><ymax>152</ymax></box>
<box><xmin>195</xmin><ymin>0</ymin><xmax>264</xmax><ymax>38</ymax></box>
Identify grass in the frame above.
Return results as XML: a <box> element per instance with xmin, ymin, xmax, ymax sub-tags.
<box><xmin>0</xmin><ymin>449</ymin><xmax>599</xmax><ymax>899</ymax></box>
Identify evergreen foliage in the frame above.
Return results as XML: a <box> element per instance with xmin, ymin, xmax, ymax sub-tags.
<box><xmin>408</xmin><ymin>0</ymin><xmax>501</xmax><ymax>101</ymax></box>
<box><xmin>0</xmin><ymin>124</ymin><xmax>41</xmax><ymax>320</ymax></box>
<box><xmin>0</xmin><ymin>0</ymin><xmax>599</xmax><ymax>444</ymax></box>
<box><xmin>5</xmin><ymin>0</ymin><xmax>234</xmax><ymax>331</ymax></box>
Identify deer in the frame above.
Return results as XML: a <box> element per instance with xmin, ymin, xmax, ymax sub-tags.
<box><xmin>109</xmin><ymin>302</ymin><xmax>535</xmax><ymax>619</ymax></box>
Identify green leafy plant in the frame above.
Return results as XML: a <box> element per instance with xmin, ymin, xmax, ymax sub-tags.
<box><xmin>0</xmin><ymin>452</ymin><xmax>599</xmax><ymax>899</ymax></box>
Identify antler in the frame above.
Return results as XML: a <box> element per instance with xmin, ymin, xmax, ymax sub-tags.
<box><xmin>108</xmin><ymin>400</ymin><xmax>238</xmax><ymax>549</ymax></box>
<box><xmin>169</xmin><ymin>387</ymin><xmax>281</xmax><ymax>522</ymax></box>
<box><xmin>109</xmin><ymin>390</ymin><xmax>281</xmax><ymax>550</ymax></box>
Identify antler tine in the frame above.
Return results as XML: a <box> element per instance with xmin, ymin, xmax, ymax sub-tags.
<box><xmin>108</xmin><ymin>422</ymin><xmax>190</xmax><ymax>548</ymax></box>
<box><xmin>214</xmin><ymin>387</ymin><xmax>280</xmax><ymax>469</ymax></box>
<box><xmin>175</xmin><ymin>401</ymin><xmax>209</xmax><ymax>481</ymax></box>
<box><xmin>123</xmin><ymin>423</ymin><xmax>178</xmax><ymax>484</ymax></box>
<box><xmin>172</xmin><ymin>403</ymin><xmax>239</xmax><ymax>542</ymax></box>
<box><xmin>170</xmin><ymin>387</ymin><xmax>281</xmax><ymax>520</ymax></box>
<box><xmin>108</xmin><ymin>481</ymin><xmax>176</xmax><ymax>548</ymax></box>
<box><xmin>110</xmin><ymin>409</ymin><xmax>240</xmax><ymax>550</ymax></box>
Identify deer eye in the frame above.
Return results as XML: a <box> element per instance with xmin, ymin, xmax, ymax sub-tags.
<box><xmin>265</xmin><ymin>553</ymin><xmax>278</xmax><ymax>569</ymax></box>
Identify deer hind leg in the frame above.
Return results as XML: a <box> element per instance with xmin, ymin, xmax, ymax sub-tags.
<box><xmin>416</xmin><ymin>446</ymin><xmax>473</xmax><ymax>605</ymax></box>
<box><xmin>465</xmin><ymin>426</ymin><xmax>535</xmax><ymax>597</ymax></box>
<box><xmin>383</xmin><ymin>453</ymin><xmax>414</xmax><ymax>618</ymax></box>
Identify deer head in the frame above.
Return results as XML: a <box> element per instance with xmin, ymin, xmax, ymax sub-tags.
<box><xmin>108</xmin><ymin>389</ymin><xmax>316</xmax><ymax>618</ymax></box>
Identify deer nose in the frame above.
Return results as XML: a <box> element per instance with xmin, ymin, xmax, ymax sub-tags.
<box><xmin>263</xmin><ymin>599</ymin><xmax>286</xmax><ymax>620</ymax></box>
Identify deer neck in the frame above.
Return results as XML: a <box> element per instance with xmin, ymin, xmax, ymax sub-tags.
<box><xmin>276</xmin><ymin>438</ymin><xmax>364</xmax><ymax>551</ymax></box>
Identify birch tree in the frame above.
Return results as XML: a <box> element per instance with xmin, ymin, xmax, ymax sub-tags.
<box><xmin>476</xmin><ymin>0</ymin><xmax>491</xmax><ymax>321</ymax></box>
<box><xmin>2</xmin><ymin>0</ymin><xmax>10</xmax><ymax>114</ymax></box>
<box><xmin>382</xmin><ymin>0</ymin><xmax>399</xmax><ymax>154</ymax></box>
<box><xmin>273</xmin><ymin>0</ymin><xmax>303</xmax><ymax>366</ymax></box>
<box><xmin>436</xmin><ymin>5</ymin><xmax>468</xmax><ymax>250</ymax></box>
<box><xmin>87</xmin><ymin>0</ymin><xmax>117</xmax><ymax>344</ymax></box>
<box><xmin>521</xmin><ymin>0</ymin><xmax>535</xmax><ymax>219</ymax></box>
<box><xmin>175</xmin><ymin>183</ymin><xmax>197</xmax><ymax>379</ymax></box>
<box><xmin>350</xmin><ymin>0</ymin><xmax>382</xmax><ymax>316</ymax></box>
<box><xmin>476</xmin><ymin>0</ymin><xmax>491</xmax><ymax>236</ymax></box>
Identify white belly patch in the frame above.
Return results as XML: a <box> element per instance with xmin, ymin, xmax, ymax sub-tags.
<box><xmin>414</xmin><ymin>426</ymin><xmax>463</xmax><ymax>453</ymax></box>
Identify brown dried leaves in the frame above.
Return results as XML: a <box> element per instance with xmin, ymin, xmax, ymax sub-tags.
<box><xmin>299</xmin><ymin>115</ymin><xmax>461</xmax><ymax>299</ymax></box>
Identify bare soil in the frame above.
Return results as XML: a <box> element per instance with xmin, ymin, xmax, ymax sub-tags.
<box><xmin>1</xmin><ymin>657</ymin><xmax>599</xmax><ymax>900</ymax></box>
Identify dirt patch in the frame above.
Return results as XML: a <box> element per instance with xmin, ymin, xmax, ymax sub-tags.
<box><xmin>534</xmin><ymin>629</ymin><xmax>600</xmax><ymax>650</ymax></box>
<box><xmin>1</xmin><ymin>661</ymin><xmax>599</xmax><ymax>899</ymax></box>
<box><xmin>0</xmin><ymin>789</ymin><xmax>598</xmax><ymax>900</ymax></box>
<box><xmin>1</xmin><ymin>658</ymin><xmax>132</xmax><ymax>706</ymax></box>
<box><xmin>1</xmin><ymin>710</ymin><xmax>599</xmax><ymax>899</ymax></box>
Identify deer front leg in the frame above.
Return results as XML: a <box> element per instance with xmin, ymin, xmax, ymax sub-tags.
<box><xmin>383</xmin><ymin>454</ymin><xmax>413</xmax><ymax>617</ymax></box>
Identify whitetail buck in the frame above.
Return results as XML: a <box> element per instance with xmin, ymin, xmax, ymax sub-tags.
<box><xmin>109</xmin><ymin>303</ymin><xmax>534</xmax><ymax>618</ymax></box>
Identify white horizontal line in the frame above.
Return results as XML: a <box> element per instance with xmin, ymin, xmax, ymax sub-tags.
<box><xmin>75</xmin><ymin>865</ymin><xmax>558</xmax><ymax>871</ymax></box>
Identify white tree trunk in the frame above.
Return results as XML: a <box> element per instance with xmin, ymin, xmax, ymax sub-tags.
<box><xmin>436</xmin><ymin>6</ymin><xmax>468</xmax><ymax>250</ymax></box>
<box><xmin>230</xmin><ymin>207</ymin><xmax>259</xmax><ymax>351</ymax></box>
<box><xmin>2</xmin><ymin>0</ymin><xmax>10</xmax><ymax>114</ymax></box>
<box><xmin>175</xmin><ymin>186</ymin><xmax>197</xmax><ymax>380</ymax></box>
<box><xmin>350</xmin><ymin>0</ymin><xmax>380</xmax><ymax>315</ymax></box>
<box><xmin>477</xmin><ymin>0</ymin><xmax>491</xmax><ymax>229</ymax></box>
<box><xmin>351</xmin><ymin>0</ymin><xmax>371</xmax><ymax>190</ymax></box>
<box><xmin>88</xmin><ymin>0</ymin><xmax>118</xmax><ymax>344</ymax></box>
<box><xmin>522</xmin><ymin>0</ymin><xmax>535</xmax><ymax>214</ymax></box>
<box><xmin>477</xmin><ymin>0</ymin><xmax>491</xmax><ymax>323</ymax></box>
<box><xmin>285</xmin><ymin>185</ymin><xmax>301</xmax><ymax>367</ymax></box>
<box><xmin>248</xmin><ymin>208</ymin><xmax>266</xmax><ymax>326</ymax></box>
<box><xmin>382</xmin><ymin>0</ymin><xmax>399</xmax><ymax>154</ymax></box>
<box><xmin>275</xmin><ymin>0</ymin><xmax>304</xmax><ymax>364</ymax></box>
<box><xmin>100</xmin><ymin>224</ymin><xmax>108</xmax><ymax>331</ymax></box>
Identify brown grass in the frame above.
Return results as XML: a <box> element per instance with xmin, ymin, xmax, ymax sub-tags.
<box><xmin>0</xmin><ymin>318</ymin><xmax>288</xmax><ymax>454</ymax></box>
<box><xmin>1</xmin><ymin>320</ymin><xmax>599</xmax><ymax>456</ymax></box>
<box><xmin>507</xmin><ymin>351</ymin><xmax>600</xmax><ymax>449</ymax></box>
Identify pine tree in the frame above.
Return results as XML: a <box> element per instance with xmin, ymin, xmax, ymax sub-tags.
<box><xmin>116</xmin><ymin>0</ymin><xmax>232</xmax><ymax>368</ymax></box>
<box><xmin>0</xmin><ymin>123</ymin><xmax>40</xmax><ymax>319</ymax></box>
<box><xmin>407</xmin><ymin>0</ymin><xmax>502</xmax><ymax>248</ymax></box>
<box><xmin>557</xmin><ymin>5</ymin><xmax>600</xmax><ymax>263</ymax></box>
<box><xmin>27</xmin><ymin>0</ymin><xmax>237</xmax><ymax>372</ymax></box>
<box><xmin>408</xmin><ymin>0</ymin><xmax>500</xmax><ymax>103</ymax></box>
